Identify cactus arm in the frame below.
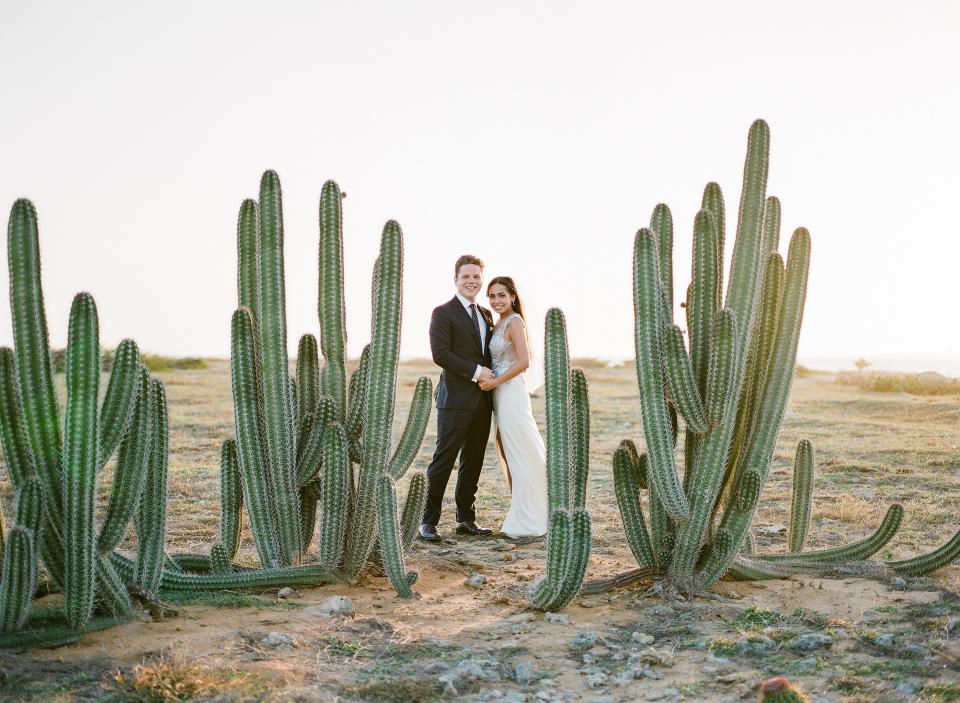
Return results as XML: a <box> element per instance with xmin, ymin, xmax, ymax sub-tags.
<box><xmin>570</xmin><ymin>368</ymin><xmax>590</xmax><ymax>510</ymax></box>
<box><xmin>375</xmin><ymin>475</ymin><xmax>416</xmax><ymax>598</ymax></box>
<box><xmin>344</xmin><ymin>221</ymin><xmax>403</xmax><ymax>579</ymax></box>
<box><xmin>696</xmin><ymin>228</ymin><xmax>810</xmax><ymax>588</ymax></box>
<box><xmin>256</xmin><ymin>170</ymin><xmax>302</xmax><ymax>565</ymax></box>
<box><xmin>546</xmin><ymin>509</ymin><xmax>591</xmax><ymax>611</ymax></box>
<box><xmin>632</xmin><ymin>229</ymin><xmax>688</xmax><ymax>522</ymax></box>
<box><xmin>662</xmin><ymin>325</ymin><xmax>708</xmax><ymax>434</ymax></box>
<box><xmin>400</xmin><ymin>472</ymin><xmax>427</xmax><ymax>553</ymax></box>
<box><xmin>0</xmin><ymin>527</ymin><xmax>36</xmax><ymax>632</ymax></box>
<box><xmin>133</xmin><ymin>377</ymin><xmax>169</xmax><ymax>593</ymax></box>
<box><xmin>761</xmin><ymin>195</ymin><xmax>781</xmax><ymax>257</ymax></box>
<box><xmin>318</xmin><ymin>180</ymin><xmax>348</xmax><ymax>418</ymax></box>
<box><xmin>237</xmin><ymin>199</ymin><xmax>259</xmax><ymax>320</ymax></box>
<box><xmin>788</xmin><ymin>440</ymin><xmax>814</xmax><ymax>552</ymax></box>
<box><xmin>544</xmin><ymin>309</ymin><xmax>571</xmax><ymax>513</ymax></box>
<box><xmin>528</xmin><ymin>509</ymin><xmax>571</xmax><ymax>609</ymax></box>
<box><xmin>386</xmin><ymin>376</ymin><xmax>433</xmax><ymax>480</ymax></box>
<box><xmin>318</xmin><ymin>422</ymin><xmax>350</xmax><ymax>569</ymax></box>
<box><xmin>688</xmin><ymin>210</ymin><xmax>719</xmax><ymax>397</ymax></box>
<box><xmin>757</xmin><ymin>504</ymin><xmax>903</xmax><ymax>564</ymax></box>
<box><xmin>0</xmin><ymin>348</ymin><xmax>36</xmax><ymax>490</ymax></box>
<box><xmin>62</xmin><ymin>293</ymin><xmax>100</xmax><ymax>630</ymax></box>
<box><xmin>346</xmin><ymin>345</ymin><xmax>370</xmax><ymax>439</ymax></box>
<box><xmin>210</xmin><ymin>543</ymin><xmax>233</xmax><ymax>574</ymax></box>
<box><xmin>704</xmin><ymin>310</ymin><xmax>737</xmax><ymax>427</ymax></box>
<box><xmin>700</xmin><ymin>182</ymin><xmax>725</xmax><ymax>306</ymax></box>
<box><xmin>650</xmin><ymin>203</ymin><xmax>674</xmax><ymax>310</ymax></box>
<box><xmin>97</xmin><ymin>339</ymin><xmax>141</xmax><ymax>470</ymax></box>
<box><xmin>888</xmin><ymin>527</ymin><xmax>960</xmax><ymax>576</ymax></box>
<box><xmin>218</xmin><ymin>439</ymin><xmax>243</xmax><ymax>560</ymax></box>
<box><xmin>297</xmin><ymin>395</ymin><xmax>335</xmax><ymax>485</ymax></box>
<box><xmin>7</xmin><ymin>199</ymin><xmax>63</xmax><ymax>524</ymax></box>
<box><xmin>296</xmin><ymin>334</ymin><xmax>320</xmax><ymax>437</ymax></box>
<box><xmin>97</xmin><ymin>368</ymin><xmax>153</xmax><ymax>554</ymax></box>
<box><xmin>230</xmin><ymin>307</ymin><xmax>282</xmax><ymax>569</ymax></box>
<box><xmin>612</xmin><ymin>442</ymin><xmax>655</xmax><ymax>568</ymax></box>
<box><xmin>14</xmin><ymin>479</ymin><xmax>43</xmax><ymax>540</ymax></box>
<box><xmin>725</xmin><ymin>557</ymin><xmax>789</xmax><ymax>581</ymax></box>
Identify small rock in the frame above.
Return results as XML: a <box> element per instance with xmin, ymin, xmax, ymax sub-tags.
<box><xmin>890</xmin><ymin>576</ymin><xmax>907</xmax><ymax>590</ymax></box>
<box><xmin>491</xmin><ymin>540</ymin><xmax>517</xmax><ymax>552</ymax></box>
<box><xmin>503</xmin><ymin>693</ymin><xmax>527</xmax><ymax>703</ymax></box>
<box><xmin>901</xmin><ymin>644</ymin><xmax>930</xmax><ymax>657</ymax></box>
<box><xmin>512</xmin><ymin>624</ymin><xmax>530</xmax><ymax>635</ymax></box>
<box><xmin>757</xmin><ymin>523</ymin><xmax>788</xmax><ymax>535</ymax></box>
<box><xmin>611</xmin><ymin>670</ymin><xmax>636</xmax><ymax>684</ymax></box>
<box><xmin>645</xmin><ymin>688</ymin><xmax>680</xmax><ymax>701</ymax></box>
<box><xmin>706</xmin><ymin>652</ymin><xmax>731</xmax><ymax>666</ymax></box>
<box><xmin>304</xmin><ymin>595</ymin><xmax>355</xmax><ymax>618</ymax></box>
<box><xmin>478</xmin><ymin>690</ymin><xmax>504</xmax><ymax>701</ymax></box>
<box><xmin>545</xmin><ymin>612</ymin><xmax>570</xmax><ymax>625</ymax></box>
<box><xmin>630</xmin><ymin>632</ymin><xmax>655</xmax><ymax>646</ymax></box>
<box><xmin>513</xmin><ymin>662</ymin><xmax>536</xmax><ymax>686</ymax></box>
<box><xmin>585</xmin><ymin>672</ymin><xmax>608</xmax><ymax>689</ymax></box>
<box><xmin>570</xmin><ymin>630</ymin><xmax>599</xmax><ymax>653</ymax></box>
<box><xmin>789</xmin><ymin>633</ymin><xmax>833</xmax><ymax>652</ymax></box>
<box><xmin>862</xmin><ymin>609</ymin><xmax>880</xmax><ymax>620</ymax></box>
<box><xmin>509</xmin><ymin>612</ymin><xmax>536</xmax><ymax>623</ymax></box>
<box><xmin>259</xmin><ymin>631</ymin><xmax>295</xmax><ymax>648</ymax></box>
<box><xmin>465</xmin><ymin>573</ymin><xmax>487</xmax><ymax>590</ymax></box>
<box><xmin>500</xmin><ymin>554</ymin><xmax>517</xmax><ymax>562</ymax></box>
<box><xmin>277</xmin><ymin>587</ymin><xmax>296</xmax><ymax>599</ymax></box>
<box><xmin>794</xmin><ymin>656</ymin><xmax>818</xmax><ymax>671</ymax></box>
<box><xmin>736</xmin><ymin>635</ymin><xmax>776</xmax><ymax>655</ymax></box>
<box><xmin>873</xmin><ymin>633</ymin><xmax>894</xmax><ymax>647</ymax></box>
<box><xmin>648</xmin><ymin>605</ymin><xmax>673</xmax><ymax>617</ymax></box>
<box><xmin>895</xmin><ymin>681</ymin><xmax>921</xmax><ymax>696</ymax></box>
<box><xmin>438</xmin><ymin>659</ymin><xmax>490</xmax><ymax>696</ymax></box>
<box><xmin>637</xmin><ymin>647</ymin><xmax>675</xmax><ymax>667</ymax></box>
<box><xmin>535</xmin><ymin>691</ymin><xmax>553</xmax><ymax>701</ymax></box>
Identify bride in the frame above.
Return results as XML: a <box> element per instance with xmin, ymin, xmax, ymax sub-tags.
<box><xmin>478</xmin><ymin>277</ymin><xmax>548</xmax><ymax>538</ymax></box>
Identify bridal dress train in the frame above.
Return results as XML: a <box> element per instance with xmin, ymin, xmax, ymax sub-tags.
<box><xmin>490</xmin><ymin>313</ymin><xmax>548</xmax><ymax>538</ymax></box>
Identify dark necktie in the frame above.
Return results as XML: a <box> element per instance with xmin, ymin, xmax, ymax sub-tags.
<box><xmin>469</xmin><ymin>303</ymin><xmax>483</xmax><ymax>350</ymax></box>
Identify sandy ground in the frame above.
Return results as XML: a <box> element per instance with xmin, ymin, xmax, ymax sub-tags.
<box><xmin>2</xmin><ymin>360</ymin><xmax>959</xmax><ymax>702</ymax></box>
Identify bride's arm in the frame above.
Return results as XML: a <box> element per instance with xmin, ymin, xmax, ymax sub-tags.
<box><xmin>479</xmin><ymin>318</ymin><xmax>530</xmax><ymax>389</ymax></box>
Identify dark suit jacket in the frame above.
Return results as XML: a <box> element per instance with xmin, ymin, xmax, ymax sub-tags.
<box><xmin>430</xmin><ymin>296</ymin><xmax>493</xmax><ymax>411</ymax></box>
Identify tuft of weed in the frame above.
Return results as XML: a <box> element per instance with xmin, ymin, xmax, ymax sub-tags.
<box><xmin>731</xmin><ymin>606</ymin><xmax>784</xmax><ymax>630</ymax></box>
<box><xmin>923</xmin><ymin>683</ymin><xmax>960</xmax><ymax>702</ymax></box>
<box><xmin>158</xmin><ymin>589</ymin><xmax>302</xmax><ymax>610</ymax></box>
<box><xmin>341</xmin><ymin>677</ymin><xmax>445</xmax><ymax>703</ymax></box>
<box><xmin>110</xmin><ymin>655</ymin><xmax>264</xmax><ymax>702</ymax></box>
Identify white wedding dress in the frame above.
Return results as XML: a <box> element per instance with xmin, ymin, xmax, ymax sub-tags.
<box><xmin>490</xmin><ymin>314</ymin><xmax>548</xmax><ymax>538</ymax></box>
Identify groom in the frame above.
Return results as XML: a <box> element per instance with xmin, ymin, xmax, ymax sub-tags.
<box><xmin>419</xmin><ymin>255</ymin><xmax>495</xmax><ymax>542</ymax></box>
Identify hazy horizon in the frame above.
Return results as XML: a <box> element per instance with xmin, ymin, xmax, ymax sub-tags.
<box><xmin>1</xmin><ymin>2</ymin><xmax>957</xmax><ymax>373</ymax></box>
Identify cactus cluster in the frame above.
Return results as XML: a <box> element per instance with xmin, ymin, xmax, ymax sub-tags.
<box><xmin>527</xmin><ymin>308</ymin><xmax>592</xmax><ymax>611</ymax></box>
<box><xmin>0</xmin><ymin>200</ymin><xmax>169</xmax><ymax>637</ymax></box>
<box><xmin>614</xmin><ymin>119</ymin><xmax>960</xmax><ymax>593</ymax></box>
<box><xmin>165</xmin><ymin>172</ymin><xmax>431</xmax><ymax>598</ymax></box>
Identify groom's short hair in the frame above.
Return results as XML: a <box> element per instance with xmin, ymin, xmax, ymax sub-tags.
<box><xmin>455</xmin><ymin>254</ymin><xmax>484</xmax><ymax>277</ymax></box>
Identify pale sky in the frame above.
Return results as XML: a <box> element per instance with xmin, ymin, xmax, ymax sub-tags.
<box><xmin>1</xmin><ymin>2</ymin><xmax>958</xmax><ymax>372</ymax></box>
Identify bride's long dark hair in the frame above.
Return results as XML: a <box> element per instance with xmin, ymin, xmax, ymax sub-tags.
<box><xmin>487</xmin><ymin>276</ymin><xmax>526</xmax><ymax>321</ymax></box>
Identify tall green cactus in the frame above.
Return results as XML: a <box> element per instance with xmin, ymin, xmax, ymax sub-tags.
<box><xmin>528</xmin><ymin>309</ymin><xmax>592</xmax><ymax>611</ymax></box>
<box><xmin>611</xmin><ymin>119</ymin><xmax>960</xmax><ymax>593</ymax></box>
<box><xmin>0</xmin><ymin>199</ymin><xmax>167</xmax><ymax>635</ymax></box>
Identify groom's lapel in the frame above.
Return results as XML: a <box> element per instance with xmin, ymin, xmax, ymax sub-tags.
<box><xmin>450</xmin><ymin>296</ymin><xmax>484</xmax><ymax>354</ymax></box>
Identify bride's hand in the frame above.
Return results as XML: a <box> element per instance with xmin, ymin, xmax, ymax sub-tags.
<box><xmin>478</xmin><ymin>377</ymin><xmax>498</xmax><ymax>391</ymax></box>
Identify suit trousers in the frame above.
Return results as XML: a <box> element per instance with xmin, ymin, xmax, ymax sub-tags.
<box><xmin>422</xmin><ymin>403</ymin><xmax>492</xmax><ymax>526</ymax></box>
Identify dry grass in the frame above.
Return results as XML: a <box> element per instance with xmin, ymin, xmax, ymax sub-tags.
<box><xmin>836</xmin><ymin>370</ymin><xmax>960</xmax><ymax>396</ymax></box>
<box><xmin>110</xmin><ymin>654</ymin><xmax>265</xmax><ymax>702</ymax></box>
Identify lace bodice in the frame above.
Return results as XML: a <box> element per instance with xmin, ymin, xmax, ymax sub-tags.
<box><xmin>490</xmin><ymin>313</ymin><xmax>523</xmax><ymax>377</ymax></box>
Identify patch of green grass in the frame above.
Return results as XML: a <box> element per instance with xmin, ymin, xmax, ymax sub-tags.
<box><xmin>709</xmin><ymin>637</ymin><xmax>738</xmax><ymax>657</ymax></box>
<box><xmin>731</xmin><ymin>606</ymin><xmax>783</xmax><ymax>630</ymax></box>
<box><xmin>341</xmin><ymin>677</ymin><xmax>445</xmax><ymax>703</ymax></box>
<box><xmin>790</xmin><ymin>606</ymin><xmax>829</xmax><ymax>627</ymax></box>
<box><xmin>317</xmin><ymin>634</ymin><xmax>371</xmax><ymax>658</ymax></box>
<box><xmin>158</xmin><ymin>589</ymin><xmax>302</xmax><ymax>610</ymax></box>
<box><xmin>142</xmin><ymin>354</ymin><xmax>209</xmax><ymax>372</ymax></box>
<box><xmin>923</xmin><ymin>684</ymin><xmax>960</xmax><ymax>702</ymax></box>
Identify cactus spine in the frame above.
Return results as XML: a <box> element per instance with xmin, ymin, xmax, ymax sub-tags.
<box><xmin>528</xmin><ymin>309</ymin><xmax>592</xmax><ymax>611</ymax></box>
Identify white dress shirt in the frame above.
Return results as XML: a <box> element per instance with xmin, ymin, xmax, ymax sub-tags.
<box><xmin>455</xmin><ymin>292</ymin><xmax>486</xmax><ymax>382</ymax></box>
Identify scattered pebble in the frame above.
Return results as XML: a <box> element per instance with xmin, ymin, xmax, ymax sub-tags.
<box><xmin>259</xmin><ymin>631</ymin><xmax>295</xmax><ymax>649</ymax></box>
<box><xmin>545</xmin><ymin>612</ymin><xmax>570</xmax><ymax>625</ymax></box>
<box><xmin>585</xmin><ymin>672</ymin><xmax>608</xmax><ymax>689</ymax></box>
<box><xmin>756</xmin><ymin>523</ymin><xmax>788</xmax><ymax>535</ymax></box>
<box><xmin>569</xmin><ymin>630</ymin><xmax>599</xmax><ymax>653</ymax></box>
<box><xmin>490</xmin><ymin>539</ymin><xmax>517</xmax><ymax>552</ymax></box>
<box><xmin>735</xmin><ymin>635</ymin><xmax>776</xmax><ymax>655</ymax></box>
<box><xmin>500</xmin><ymin>554</ymin><xmax>517</xmax><ymax>562</ymax></box>
<box><xmin>513</xmin><ymin>661</ymin><xmax>536</xmax><ymax>685</ymax></box>
<box><xmin>901</xmin><ymin>643</ymin><xmax>930</xmax><ymax>657</ymax></box>
<box><xmin>890</xmin><ymin>576</ymin><xmax>907</xmax><ymax>590</ymax></box>
<box><xmin>636</xmin><ymin>647</ymin><xmax>675</xmax><ymax>667</ymax></box>
<box><xmin>304</xmin><ymin>595</ymin><xmax>354</xmax><ymax>619</ymax></box>
<box><xmin>465</xmin><ymin>573</ymin><xmax>487</xmax><ymax>590</ymax></box>
<box><xmin>276</xmin><ymin>587</ymin><xmax>296</xmax><ymax>599</ymax></box>
<box><xmin>789</xmin><ymin>633</ymin><xmax>833</xmax><ymax>652</ymax></box>
<box><xmin>645</xmin><ymin>688</ymin><xmax>680</xmax><ymax>701</ymax></box>
<box><xmin>873</xmin><ymin>633</ymin><xmax>894</xmax><ymax>647</ymax></box>
<box><xmin>503</xmin><ymin>693</ymin><xmax>526</xmax><ymax>703</ymax></box>
<box><xmin>630</xmin><ymin>632</ymin><xmax>655</xmax><ymax>646</ymax></box>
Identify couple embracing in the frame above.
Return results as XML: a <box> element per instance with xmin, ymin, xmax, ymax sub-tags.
<box><xmin>418</xmin><ymin>255</ymin><xmax>548</xmax><ymax>542</ymax></box>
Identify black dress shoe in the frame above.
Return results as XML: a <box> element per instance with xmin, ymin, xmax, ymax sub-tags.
<box><xmin>455</xmin><ymin>521</ymin><xmax>493</xmax><ymax>536</ymax></box>
<box><xmin>418</xmin><ymin>524</ymin><xmax>442</xmax><ymax>542</ymax></box>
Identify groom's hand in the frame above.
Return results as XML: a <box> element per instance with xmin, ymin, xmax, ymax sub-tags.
<box><xmin>478</xmin><ymin>367</ymin><xmax>495</xmax><ymax>384</ymax></box>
